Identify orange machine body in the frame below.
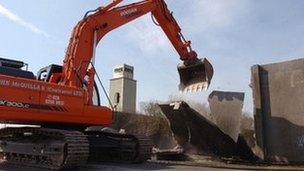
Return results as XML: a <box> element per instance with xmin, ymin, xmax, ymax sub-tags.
<box><xmin>0</xmin><ymin>74</ymin><xmax>112</xmax><ymax>125</ymax></box>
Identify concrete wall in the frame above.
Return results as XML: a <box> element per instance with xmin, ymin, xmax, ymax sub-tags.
<box><xmin>208</xmin><ymin>91</ymin><xmax>245</xmax><ymax>142</ymax></box>
<box><xmin>251</xmin><ymin>58</ymin><xmax>304</xmax><ymax>163</ymax></box>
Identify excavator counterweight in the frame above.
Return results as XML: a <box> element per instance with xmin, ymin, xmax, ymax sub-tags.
<box><xmin>178</xmin><ymin>58</ymin><xmax>214</xmax><ymax>92</ymax></box>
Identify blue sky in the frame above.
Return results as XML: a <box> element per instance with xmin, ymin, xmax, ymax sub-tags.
<box><xmin>0</xmin><ymin>0</ymin><xmax>303</xmax><ymax>114</ymax></box>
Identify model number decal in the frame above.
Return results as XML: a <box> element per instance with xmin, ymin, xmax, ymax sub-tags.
<box><xmin>0</xmin><ymin>100</ymin><xmax>30</xmax><ymax>108</ymax></box>
<box><xmin>0</xmin><ymin>99</ymin><xmax>68</xmax><ymax>112</ymax></box>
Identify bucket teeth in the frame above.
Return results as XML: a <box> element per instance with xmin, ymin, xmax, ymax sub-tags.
<box><xmin>180</xmin><ymin>82</ymin><xmax>208</xmax><ymax>93</ymax></box>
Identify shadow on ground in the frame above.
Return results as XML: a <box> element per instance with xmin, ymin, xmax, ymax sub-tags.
<box><xmin>0</xmin><ymin>162</ymin><xmax>170</xmax><ymax>171</ymax></box>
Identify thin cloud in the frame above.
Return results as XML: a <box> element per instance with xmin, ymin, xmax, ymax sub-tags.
<box><xmin>181</xmin><ymin>0</ymin><xmax>252</xmax><ymax>33</ymax></box>
<box><xmin>0</xmin><ymin>3</ymin><xmax>49</xmax><ymax>38</ymax></box>
<box><xmin>125</xmin><ymin>15</ymin><xmax>173</xmax><ymax>55</ymax></box>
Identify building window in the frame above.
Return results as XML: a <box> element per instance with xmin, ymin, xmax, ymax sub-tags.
<box><xmin>114</xmin><ymin>68</ymin><xmax>123</xmax><ymax>73</ymax></box>
<box><xmin>115</xmin><ymin>92</ymin><xmax>120</xmax><ymax>104</ymax></box>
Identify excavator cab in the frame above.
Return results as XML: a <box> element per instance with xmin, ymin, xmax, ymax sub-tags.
<box><xmin>178</xmin><ymin>58</ymin><xmax>213</xmax><ymax>92</ymax></box>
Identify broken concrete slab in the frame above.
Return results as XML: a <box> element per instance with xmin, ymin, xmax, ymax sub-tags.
<box><xmin>159</xmin><ymin>102</ymin><xmax>238</xmax><ymax>157</ymax></box>
<box><xmin>152</xmin><ymin>146</ymin><xmax>188</xmax><ymax>161</ymax></box>
<box><xmin>236</xmin><ymin>135</ymin><xmax>260</xmax><ymax>162</ymax></box>
<box><xmin>208</xmin><ymin>91</ymin><xmax>245</xmax><ymax>142</ymax></box>
<box><xmin>251</xmin><ymin>58</ymin><xmax>304</xmax><ymax>164</ymax></box>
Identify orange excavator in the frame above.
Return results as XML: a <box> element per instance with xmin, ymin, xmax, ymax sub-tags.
<box><xmin>0</xmin><ymin>0</ymin><xmax>213</xmax><ymax>169</ymax></box>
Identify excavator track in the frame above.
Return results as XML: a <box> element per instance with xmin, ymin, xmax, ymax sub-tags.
<box><xmin>133</xmin><ymin>134</ymin><xmax>153</xmax><ymax>163</ymax></box>
<box><xmin>0</xmin><ymin>127</ymin><xmax>89</xmax><ymax>170</ymax></box>
<box><xmin>85</xmin><ymin>131</ymin><xmax>153</xmax><ymax>163</ymax></box>
<box><xmin>0</xmin><ymin>127</ymin><xmax>152</xmax><ymax>170</ymax></box>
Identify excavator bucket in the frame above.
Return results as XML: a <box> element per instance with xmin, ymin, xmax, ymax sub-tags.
<box><xmin>178</xmin><ymin>58</ymin><xmax>213</xmax><ymax>92</ymax></box>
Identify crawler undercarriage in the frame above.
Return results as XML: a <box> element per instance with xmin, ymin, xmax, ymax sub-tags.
<box><xmin>0</xmin><ymin>127</ymin><xmax>152</xmax><ymax>170</ymax></box>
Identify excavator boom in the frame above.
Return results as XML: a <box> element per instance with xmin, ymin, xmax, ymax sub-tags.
<box><xmin>60</xmin><ymin>0</ymin><xmax>213</xmax><ymax>97</ymax></box>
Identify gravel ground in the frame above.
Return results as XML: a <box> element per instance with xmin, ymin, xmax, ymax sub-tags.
<box><xmin>1</xmin><ymin>160</ymin><xmax>304</xmax><ymax>171</ymax></box>
<box><xmin>0</xmin><ymin>162</ymin><xmax>242</xmax><ymax>171</ymax></box>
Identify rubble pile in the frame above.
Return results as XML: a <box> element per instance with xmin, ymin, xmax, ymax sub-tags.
<box><xmin>112</xmin><ymin>112</ymin><xmax>177</xmax><ymax>149</ymax></box>
<box><xmin>159</xmin><ymin>101</ymin><xmax>258</xmax><ymax>161</ymax></box>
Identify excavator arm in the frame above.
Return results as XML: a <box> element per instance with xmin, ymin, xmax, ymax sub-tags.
<box><xmin>59</xmin><ymin>0</ymin><xmax>213</xmax><ymax>103</ymax></box>
<box><xmin>152</xmin><ymin>0</ymin><xmax>196</xmax><ymax>60</ymax></box>
<box><xmin>151</xmin><ymin>0</ymin><xmax>214</xmax><ymax>91</ymax></box>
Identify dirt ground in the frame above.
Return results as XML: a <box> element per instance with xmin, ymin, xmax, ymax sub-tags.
<box><xmin>1</xmin><ymin>159</ymin><xmax>304</xmax><ymax>171</ymax></box>
<box><xmin>0</xmin><ymin>163</ymin><xmax>241</xmax><ymax>171</ymax></box>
